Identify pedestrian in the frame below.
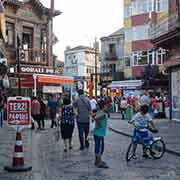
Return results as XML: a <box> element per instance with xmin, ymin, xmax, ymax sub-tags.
<box><xmin>60</xmin><ymin>96</ymin><xmax>75</xmax><ymax>152</ymax></box>
<box><xmin>38</xmin><ymin>96</ymin><xmax>46</xmax><ymax>130</ymax></box>
<box><xmin>0</xmin><ymin>96</ymin><xmax>4</xmax><ymax>128</ymax></box>
<box><xmin>31</xmin><ymin>97</ymin><xmax>41</xmax><ymax>130</ymax></box>
<box><xmin>114</xmin><ymin>96</ymin><xmax>119</xmax><ymax>113</ymax></box>
<box><xmin>90</xmin><ymin>96</ymin><xmax>98</xmax><ymax>113</ymax></box>
<box><xmin>120</xmin><ymin>97</ymin><xmax>128</xmax><ymax>120</ymax></box>
<box><xmin>73</xmin><ymin>89</ymin><xmax>91</xmax><ymax>150</ymax></box>
<box><xmin>93</xmin><ymin>100</ymin><xmax>109</xmax><ymax>168</ymax></box>
<box><xmin>47</xmin><ymin>94</ymin><xmax>58</xmax><ymax>128</ymax></box>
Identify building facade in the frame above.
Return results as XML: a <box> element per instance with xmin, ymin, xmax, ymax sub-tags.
<box><xmin>150</xmin><ymin>0</ymin><xmax>180</xmax><ymax>120</ymax></box>
<box><xmin>100</xmin><ymin>29</ymin><xmax>125</xmax><ymax>95</ymax></box>
<box><xmin>3</xmin><ymin>0</ymin><xmax>61</xmax><ymax>96</ymax></box>
<box><xmin>64</xmin><ymin>45</ymin><xmax>100</xmax><ymax>93</ymax></box>
<box><xmin>123</xmin><ymin>0</ymin><xmax>168</xmax><ymax>85</ymax></box>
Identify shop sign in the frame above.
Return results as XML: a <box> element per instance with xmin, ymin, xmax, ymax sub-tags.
<box><xmin>20</xmin><ymin>65</ymin><xmax>62</xmax><ymax>75</ymax></box>
<box><xmin>43</xmin><ymin>86</ymin><xmax>62</xmax><ymax>93</ymax></box>
<box><xmin>7</xmin><ymin>97</ymin><xmax>31</xmax><ymax>127</ymax></box>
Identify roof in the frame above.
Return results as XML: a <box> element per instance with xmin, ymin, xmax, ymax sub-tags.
<box><xmin>66</xmin><ymin>45</ymin><xmax>92</xmax><ymax>51</ymax></box>
<box><xmin>4</xmin><ymin>0</ymin><xmax>62</xmax><ymax>17</ymax></box>
<box><xmin>100</xmin><ymin>28</ymin><xmax>124</xmax><ymax>41</ymax></box>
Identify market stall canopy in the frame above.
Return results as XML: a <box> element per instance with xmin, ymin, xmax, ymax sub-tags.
<box><xmin>107</xmin><ymin>80</ymin><xmax>143</xmax><ymax>89</ymax></box>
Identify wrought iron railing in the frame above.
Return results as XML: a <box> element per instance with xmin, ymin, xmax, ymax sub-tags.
<box><xmin>149</xmin><ymin>12</ymin><xmax>180</xmax><ymax>39</ymax></box>
<box><xmin>20</xmin><ymin>48</ymin><xmax>47</xmax><ymax>63</ymax></box>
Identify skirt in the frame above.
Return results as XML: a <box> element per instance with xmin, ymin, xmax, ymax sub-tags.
<box><xmin>60</xmin><ymin>123</ymin><xmax>74</xmax><ymax>139</ymax></box>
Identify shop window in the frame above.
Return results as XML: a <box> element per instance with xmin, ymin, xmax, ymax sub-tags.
<box><xmin>6</xmin><ymin>22</ymin><xmax>14</xmax><ymax>46</ymax></box>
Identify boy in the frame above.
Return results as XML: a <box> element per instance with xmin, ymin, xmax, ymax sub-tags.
<box><xmin>92</xmin><ymin>100</ymin><xmax>109</xmax><ymax>168</ymax></box>
<box><xmin>129</xmin><ymin>105</ymin><xmax>158</xmax><ymax>159</ymax></box>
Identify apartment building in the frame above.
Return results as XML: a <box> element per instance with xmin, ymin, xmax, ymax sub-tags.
<box><xmin>150</xmin><ymin>0</ymin><xmax>180</xmax><ymax>120</ymax></box>
<box><xmin>123</xmin><ymin>0</ymin><xmax>168</xmax><ymax>84</ymax></box>
<box><xmin>64</xmin><ymin>45</ymin><xmax>100</xmax><ymax>93</ymax></box>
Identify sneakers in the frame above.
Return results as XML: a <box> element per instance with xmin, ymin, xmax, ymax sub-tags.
<box><xmin>85</xmin><ymin>140</ymin><xmax>89</xmax><ymax>148</ymax></box>
<box><xmin>96</xmin><ymin>161</ymin><xmax>109</xmax><ymax>169</ymax></box>
<box><xmin>132</xmin><ymin>154</ymin><xmax>137</xmax><ymax>160</ymax></box>
<box><xmin>143</xmin><ymin>153</ymin><xmax>151</xmax><ymax>158</ymax></box>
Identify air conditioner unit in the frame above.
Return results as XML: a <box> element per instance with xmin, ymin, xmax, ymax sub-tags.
<box><xmin>0</xmin><ymin>58</ymin><xmax>7</xmax><ymax>65</ymax></box>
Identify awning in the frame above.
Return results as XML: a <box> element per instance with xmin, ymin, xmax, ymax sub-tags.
<box><xmin>107</xmin><ymin>80</ymin><xmax>143</xmax><ymax>89</ymax></box>
<box><xmin>35</xmin><ymin>74</ymin><xmax>74</xmax><ymax>85</ymax></box>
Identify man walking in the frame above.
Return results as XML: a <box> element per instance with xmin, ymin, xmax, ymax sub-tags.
<box><xmin>73</xmin><ymin>89</ymin><xmax>91</xmax><ymax>150</ymax></box>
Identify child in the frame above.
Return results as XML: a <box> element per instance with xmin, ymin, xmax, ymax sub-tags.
<box><xmin>129</xmin><ymin>105</ymin><xmax>158</xmax><ymax>159</ymax></box>
<box><xmin>92</xmin><ymin>100</ymin><xmax>109</xmax><ymax>168</ymax></box>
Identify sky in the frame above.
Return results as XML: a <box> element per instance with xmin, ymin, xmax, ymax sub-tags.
<box><xmin>40</xmin><ymin>0</ymin><xmax>123</xmax><ymax>61</ymax></box>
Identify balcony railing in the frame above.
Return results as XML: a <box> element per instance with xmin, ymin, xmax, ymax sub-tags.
<box><xmin>20</xmin><ymin>48</ymin><xmax>47</xmax><ymax>63</ymax></box>
<box><xmin>105</xmin><ymin>52</ymin><xmax>118</xmax><ymax>61</ymax></box>
<box><xmin>149</xmin><ymin>12</ymin><xmax>180</xmax><ymax>40</ymax></box>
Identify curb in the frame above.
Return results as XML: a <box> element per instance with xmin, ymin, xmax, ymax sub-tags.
<box><xmin>109</xmin><ymin>126</ymin><xmax>180</xmax><ymax>157</ymax></box>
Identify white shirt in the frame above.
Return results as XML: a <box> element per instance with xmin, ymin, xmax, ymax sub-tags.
<box><xmin>90</xmin><ymin>99</ymin><xmax>97</xmax><ymax>110</ymax></box>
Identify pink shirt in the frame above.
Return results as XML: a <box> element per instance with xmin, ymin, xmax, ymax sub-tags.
<box><xmin>31</xmin><ymin>99</ymin><xmax>40</xmax><ymax>115</ymax></box>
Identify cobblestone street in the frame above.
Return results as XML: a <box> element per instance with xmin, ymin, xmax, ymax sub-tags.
<box><xmin>0</xmin><ymin>119</ymin><xmax>180</xmax><ymax>180</ymax></box>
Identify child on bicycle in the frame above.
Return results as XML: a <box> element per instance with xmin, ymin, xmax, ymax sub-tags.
<box><xmin>129</xmin><ymin>104</ymin><xmax>158</xmax><ymax>158</ymax></box>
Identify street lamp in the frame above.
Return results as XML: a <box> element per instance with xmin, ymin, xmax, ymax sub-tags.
<box><xmin>93</xmin><ymin>38</ymin><xmax>99</xmax><ymax>97</ymax></box>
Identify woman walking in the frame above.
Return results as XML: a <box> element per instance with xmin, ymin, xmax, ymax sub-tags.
<box><xmin>60</xmin><ymin>96</ymin><xmax>75</xmax><ymax>152</ymax></box>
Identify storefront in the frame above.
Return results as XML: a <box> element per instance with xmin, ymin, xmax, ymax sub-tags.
<box><xmin>9</xmin><ymin>65</ymin><xmax>74</xmax><ymax>97</ymax></box>
<box><xmin>171</xmin><ymin>67</ymin><xmax>180</xmax><ymax>120</ymax></box>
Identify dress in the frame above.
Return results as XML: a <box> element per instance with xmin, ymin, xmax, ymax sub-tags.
<box><xmin>60</xmin><ymin>105</ymin><xmax>75</xmax><ymax>139</ymax></box>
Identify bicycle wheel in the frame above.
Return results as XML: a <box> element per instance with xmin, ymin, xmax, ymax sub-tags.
<box><xmin>150</xmin><ymin>139</ymin><xmax>166</xmax><ymax>159</ymax></box>
<box><xmin>126</xmin><ymin>142</ymin><xmax>134</xmax><ymax>162</ymax></box>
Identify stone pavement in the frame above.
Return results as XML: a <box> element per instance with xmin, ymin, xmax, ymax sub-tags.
<box><xmin>0</xmin><ymin>120</ymin><xmax>180</xmax><ymax>179</ymax></box>
<box><xmin>109</xmin><ymin>113</ymin><xmax>180</xmax><ymax>155</ymax></box>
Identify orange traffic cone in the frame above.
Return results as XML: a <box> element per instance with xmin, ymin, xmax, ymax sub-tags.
<box><xmin>4</xmin><ymin>130</ymin><xmax>32</xmax><ymax>172</ymax></box>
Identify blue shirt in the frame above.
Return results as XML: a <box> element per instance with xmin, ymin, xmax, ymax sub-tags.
<box><xmin>48</xmin><ymin>100</ymin><xmax>57</xmax><ymax>117</ymax></box>
<box><xmin>93</xmin><ymin>110</ymin><xmax>108</xmax><ymax>137</ymax></box>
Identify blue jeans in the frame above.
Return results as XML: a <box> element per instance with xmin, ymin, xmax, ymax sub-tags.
<box><xmin>94</xmin><ymin>135</ymin><xmax>104</xmax><ymax>156</ymax></box>
<box><xmin>0</xmin><ymin>109</ymin><xmax>4</xmax><ymax>128</ymax></box>
<box><xmin>77</xmin><ymin>122</ymin><xmax>89</xmax><ymax>148</ymax></box>
<box><xmin>51</xmin><ymin>115</ymin><xmax>57</xmax><ymax>128</ymax></box>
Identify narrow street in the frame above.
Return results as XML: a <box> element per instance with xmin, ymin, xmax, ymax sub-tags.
<box><xmin>0</xmin><ymin>119</ymin><xmax>180</xmax><ymax>180</ymax></box>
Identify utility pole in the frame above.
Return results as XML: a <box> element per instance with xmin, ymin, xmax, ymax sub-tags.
<box><xmin>17</xmin><ymin>35</ymin><xmax>21</xmax><ymax>96</ymax></box>
<box><xmin>93</xmin><ymin>38</ymin><xmax>99</xmax><ymax>97</ymax></box>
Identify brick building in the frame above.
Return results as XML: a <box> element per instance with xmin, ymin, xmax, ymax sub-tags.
<box><xmin>150</xmin><ymin>0</ymin><xmax>180</xmax><ymax>120</ymax></box>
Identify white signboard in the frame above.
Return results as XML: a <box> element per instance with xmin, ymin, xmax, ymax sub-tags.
<box><xmin>43</xmin><ymin>86</ymin><xmax>62</xmax><ymax>93</ymax></box>
<box><xmin>172</xmin><ymin>70</ymin><xmax>180</xmax><ymax>112</ymax></box>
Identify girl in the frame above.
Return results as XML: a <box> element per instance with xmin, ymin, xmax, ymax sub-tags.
<box><xmin>93</xmin><ymin>100</ymin><xmax>109</xmax><ymax>168</ymax></box>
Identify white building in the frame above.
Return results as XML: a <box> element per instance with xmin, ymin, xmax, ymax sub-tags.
<box><xmin>64</xmin><ymin>45</ymin><xmax>100</xmax><ymax>91</ymax></box>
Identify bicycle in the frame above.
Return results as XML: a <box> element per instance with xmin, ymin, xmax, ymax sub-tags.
<box><xmin>126</xmin><ymin>126</ymin><xmax>166</xmax><ymax>162</ymax></box>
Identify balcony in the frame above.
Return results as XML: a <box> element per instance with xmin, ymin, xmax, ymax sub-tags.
<box><xmin>149</xmin><ymin>11</ymin><xmax>180</xmax><ymax>47</ymax></box>
<box><xmin>105</xmin><ymin>52</ymin><xmax>118</xmax><ymax>61</ymax></box>
<box><xmin>20</xmin><ymin>48</ymin><xmax>47</xmax><ymax>65</ymax></box>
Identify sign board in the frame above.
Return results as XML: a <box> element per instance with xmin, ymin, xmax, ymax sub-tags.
<box><xmin>7</xmin><ymin>97</ymin><xmax>31</xmax><ymax>127</ymax></box>
<box><xmin>43</xmin><ymin>86</ymin><xmax>62</xmax><ymax>93</ymax></box>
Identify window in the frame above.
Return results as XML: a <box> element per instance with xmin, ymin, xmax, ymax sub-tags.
<box><xmin>156</xmin><ymin>48</ymin><xmax>166</xmax><ymax>64</ymax></box>
<box><xmin>41</xmin><ymin>30</ymin><xmax>47</xmax><ymax>62</ymax></box>
<box><xmin>124</xmin><ymin>56</ymin><xmax>131</xmax><ymax>67</ymax></box>
<box><xmin>132</xmin><ymin>51</ymin><xmax>148</xmax><ymax>66</ymax></box>
<box><xmin>109</xmin><ymin>43</ymin><xmax>116</xmax><ymax>56</ymax></box>
<box><xmin>124</xmin><ymin>5</ymin><xmax>132</xmax><ymax>18</ymax></box>
<box><xmin>133</xmin><ymin>25</ymin><xmax>149</xmax><ymax>41</ymax></box>
<box><xmin>125</xmin><ymin>28</ymin><xmax>133</xmax><ymax>42</ymax></box>
<box><xmin>148</xmin><ymin>50</ymin><xmax>155</xmax><ymax>65</ymax></box>
<box><xmin>155</xmin><ymin>0</ymin><xmax>161</xmax><ymax>11</ymax></box>
<box><xmin>6</xmin><ymin>22</ymin><xmax>14</xmax><ymax>46</ymax></box>
<box><xmin>132</xmin><ymin>0</ymin><xmax>149</xmax><ymax>15</ymax></box>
